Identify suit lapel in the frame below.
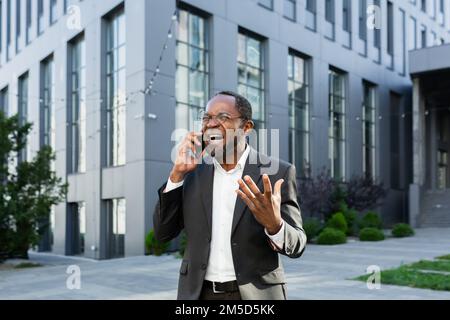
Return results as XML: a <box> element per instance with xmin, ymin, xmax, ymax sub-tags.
<box><xmin>231</xmin><ymin>147</ymin><xmax>263</xmax><ymax>237</ymax></box>
<box><xmin>199</xmin><ymin>162</ymin><xmax>214</xmax><ymax>237</ymax></box>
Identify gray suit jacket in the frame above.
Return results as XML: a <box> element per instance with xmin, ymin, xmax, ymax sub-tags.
<box><xmin>153</xmin><ymin>147</ymin><xmax>306</xmax><ymax>300</ymax></box>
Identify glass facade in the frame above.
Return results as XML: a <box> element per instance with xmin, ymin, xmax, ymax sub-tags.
<box><xmin>288</xmin><ymin>52</ymin><xmax>310</xmax><ymax>177</ymax></box>
<box><xmin>105</xmin><ymin>9</ymin><xmax>126</xmax><ymax>167</ymax></box>
<box><xmin>362</xmin><ymin>82</ymin><xmax>376</xmax><ymax>179</ymax></box>
<box><xmin>328</xmin><ymin>69</ymin><xmax>346</xmax><ymax>181</ymax></box>
<box><xmin>0</xmin><ymin>86</ymin><xmax>8</xmax><ymax>115</ymax></box>
<box><xmin>41</xmin><ymin>56</ymin><xmax>55</xmax><ymax>152</ymax></box>
<box><xmin>68</xmin><ymin>35</ymin><xmax>86</xmax><ymax>174</ymax></box>
<box><xmin>18</xmin><ymin>72</ymin><xmax>28</xmax><ymax>163</ymax></box>
<box><xmin>238</xmin><ymin>31</ymin><xmax>265</xmax><ymax>129</ymax></box>
<box><xmin>106</xmin><ymin>198</ymin><xmax>126</xmax><ymax>258</ymax></box>
<box><xmin>175</xmin><ymin>9</ymin><xmax>209</xmax><ymax>131</ymax></box>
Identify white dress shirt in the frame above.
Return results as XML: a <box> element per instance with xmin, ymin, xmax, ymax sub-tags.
<box><xmin>164</xmin><ymin>145</ymin><xmax>285</xmax><ymax>282</ymax></box>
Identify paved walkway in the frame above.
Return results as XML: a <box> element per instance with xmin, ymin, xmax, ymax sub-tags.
<box><xmin>0</xmin><ymin>228</ymin><xmax>449</xmax><ymax>300</ymax></box>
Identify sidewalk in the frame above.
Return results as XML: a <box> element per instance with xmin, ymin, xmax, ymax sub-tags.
<box><xmin>0</xmin><ymin>228</ymin><xmax>449</xmax><ymax>300</ymax></box>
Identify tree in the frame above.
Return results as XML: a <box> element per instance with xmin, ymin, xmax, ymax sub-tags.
<box><xmin>0</xmin><ymin>111</ymin><xmax>67</xmax><ymax>260</ymax></box>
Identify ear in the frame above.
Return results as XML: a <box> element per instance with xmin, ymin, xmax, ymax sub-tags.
<box><xmin>244</xmin><ymin>120</ymin><xmax>254</xmax><ymax>134</ymax></box>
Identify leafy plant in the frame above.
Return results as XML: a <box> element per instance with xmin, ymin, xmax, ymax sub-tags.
<box><xmin>391</xmin><ymin>223</ymin><xmax>414</xmax><ymax>238</ymax></box>
<box><xmin>0</xmin><ymin>112</ymin><xmax>68</xmax><ymax>259</ymax></box>
<box><xmin>359</xmin><ymin>227</ymin><xmax>385</xmax><ymax>241</ymax></box>
<box><xmin>359</xmin><ymin>211</ymin><xmax>382</xmax><ymax>230</ymax></box>
<box><xmin>298</xmin><ymin>167</ymin><xmax>386</xmax><ymax>221</ymax></box>
<box><xmin>317</xmin><ymin>227</ymin><xmax>347</xmax><ymax>245</ymax></box>
<box><xmin>326</xmin><ymin>212</ymin><xmax>348</xmax><ymax>234</ymax></box>
<box><xmin>145</xmin><ymin>230</ymin><xmax>170</xmax><ymax>256</ymax></box>
<box><xmin>303</xmin><ymin>217</ymin><xmax>323</xmax><ymax>242</ymax></box>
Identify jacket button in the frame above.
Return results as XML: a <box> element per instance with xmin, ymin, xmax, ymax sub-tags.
<box><xmin>207</xmin><ymin>236</ymin><xmax>211</xmax><ymax>242</ymax></box>
<box><xmin>232</xmin><ymin>242</ymin><xmax>237</xmax><ymax>246</ymax></box>
<box><xmin>201</xmin><ymin>264</ymin><xmax>207</xmax><ymax>270</ymax></box>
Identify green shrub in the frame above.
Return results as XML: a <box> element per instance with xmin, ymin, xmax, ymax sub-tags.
<box><xmin>359</xmin><ymin>227</ymin><xmax>385</xmax><ymax>241</ymax></box>
<box><xmin>391</xmin><ymin>223</ymin><xmax>414</xmax><ymax>238</ymax></box>
<box><xmin>338</xmin><ymin>202</ymin><xmax>358</xmax><ymax>236</ymax></box>
<box><xmin>145</xmin><ymin>230</ymin><xmax>170</xmax><ymax>256</ymax></box>
<box><xmin>326</xmin><ymin>212</ymin><xmax>348</xmax><ymax>234</ymax></box>
<box><xmin>359</xmin><ymin>211</ymin><xmax>382</xmax><ymax>229</ymax></box>
<box><xmin>303</xmin><ymin>218</ymin><xmax>323</xmax><ymax>242</ymax></box>
<box><xmin>317</xmin><ymin>228</ymin><xmax>347</xmax><ymax>245</ymax></box>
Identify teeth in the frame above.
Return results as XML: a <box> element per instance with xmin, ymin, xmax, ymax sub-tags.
<box><xmin>209</xmin><ymin>134</ymin><xmax>223</xmax><ymax>141</ymax></box>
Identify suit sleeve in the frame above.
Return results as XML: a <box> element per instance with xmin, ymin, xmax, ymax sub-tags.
<box><xmin>153</xmin><ymin>182</ymin><xmax>184</xmax><ymax>243</ymax></box>
<box><xmin>278</xmin><ymin>165</ymin><xmax>307</xmax><ymax>258</ymax></box>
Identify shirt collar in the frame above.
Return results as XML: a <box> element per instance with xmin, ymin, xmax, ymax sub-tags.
<box><xmin>213</xmin><ymin>144</ymin><xmax>250</xmax><ymax>173</ymax></box>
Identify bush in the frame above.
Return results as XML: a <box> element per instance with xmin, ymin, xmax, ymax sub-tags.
<box><xmin>338</xmin><ymin>202</ymin><xmax>358</xmax><ymax>236</ymax></box>
<box><xmin>359</xmin><ymin>227</ymin><xmax>385</xmax><ymax>241</ymax></box>
<box><xmin>392</xmin><ymin>223</ymin><xmax>414</xmax><ymax>238</ymax></box>
<box><xmin>297</xmin><ymin>167</ymin><xmax>386</xmax><ymax>221</ymax></box>
<box><xmin>317</xmin><ymin>228</ymin><xmax>347</xmax><ymax>245</ymax></box>
<box><xmin>326</xmin><ymin>212</ymin><xmax>348</xmax><ymax>234</ymax></box>
<box><xmin>303</xmin><ymin>218</ymin><xmax>323</xmax><ymax>242</ymax></box>
<box><xmin>359</xmin><ymin>211</ymin><xmax>382</xmax><ymax>230</ymax></box>
<box><xmin>145</xmin><ymin>230</ymin><xmax>170</xmax><ymax>256</ymax></box>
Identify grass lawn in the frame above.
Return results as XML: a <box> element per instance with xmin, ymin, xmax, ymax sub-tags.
<box><xmin>354</xmin><ymin>255</ymin><xmax>450</xmax><ymax>291</ymax></box>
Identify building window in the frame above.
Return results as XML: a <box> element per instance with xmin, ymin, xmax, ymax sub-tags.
<box><xmin>15</xmin><ymin>0</ymin><xmax>21</xmax><ymax>53</ymax></box>
<box><xmin>408</xmin><ymin>16</ymin><xmax>417</xmax><ymax>50</ymax></box>
<box><xmin>26</xmin><ymin>0</ymin><xmax>32</xmax><ymax>44</ymax></box>
<box><xmin>306</xmin><ymin>0</ymin><xmax>316</xmax><ymax>13</ymax></box>
<box><xmin>18</xmin><ymin>72</ymin><xmax>29</xmax><ymax>163</ymax></box>
<box><xmin>238</xmin><ymin>31</ymin><xmax>265</xmax><ymax>130</ymax></box>
<box><xmin>104</xmin><ymin>9</ymin><xmax>126</xmax><ymax>167</ymax></box>
<box><xmin>258</xmin><ymin>0</ymin><xmax>273</xmax><ymax>10</ymax></box>
<box><xmin>400</xmin><ymin>9</ymin><xmax>406</xmax><ymax>75</ymax></box>
<box><xmin>328</xmin><ymin>69</ymin><xmax>346</xmax><ymax>181</ymax></box>
<box><xmin>105</xmin><ymin>198</ymin><xmax>126</xmax><ymax>259</ymax></box>
<box><xmin>305</xmin><ymin>0</ymin><xmax>317</xmax><ymax>30</ymax></box>
<box><xmin>387</xmin><ymin>1</ymin><xmax>394</xmax><ymax>56</ymax></box>
<box><xmin>68</xmin><ymin>35</ymin><xmax>86</xmax><ymax>174</ymax></box>
<box><xmin>359</xmin><ymin>0</ymin><xmax>367</xmax><ymax>41</ymax></box>
<box><xmin>437</xmin><ymin>150</ymin><xmax>448</xmax><ymax>189</ymax></box>
<box><xmin>175</xmin><ymin>8</ymin><xmax>209</xmax><ymax>131</ymax></box>
<box><xmin>373</xmin><ymin>0</ymin><xmax>381</xmax><ymax>49</ymax></box>
<box><xmin>421</xmin><ymin>0</ymin><xmax>426</xmax><ymax>12</ymax></box>
<box><xmin>0</xmin><ymin>86</ymin><xmax>8</xmax><ymax>116</ymax></box>
<box><xmin>0</xmin><ymin>1</ymin><xmax>3</xmax><ymax>63</ymax></box>
<box><xmin>50</xmin><ymin>0</ymin><xmax>57</xmax><ymax>25</ymax></box>
<box><xmin>420</xmin><ymin>24</ymin><xmax>427</xmax><ymax>48</ymax></box>
<box><xmin>284</xmin><ymin>0</ymin><xmax>296</xmax><ymax>21</ymax></box>
<box><xmin>40</xmin><ymin>56</ymin><xmax>55</xmax><ymax>152</ymax></box>
<box><xmin>6</xmin><ymin>0</ymin><xmax>11</xmax><ymax>60</ymax></box>
<box><xmin>37</xmin><ymin>0</ymin><xmax>44</xmax><ymax>35</ymax></box>
<box><xmin>342</xmin><ymin>0</ymin><xmax>351</xmax><ymax>32</ymax></box>
<box><xmin>325</xmin><ymin>0</ymin><xmax>335</xmax><ymax>22</ymax></box>
<box><xmin>68</xmin><ymin>202</ymin><xmax>86</xmax><ymax>255</ymax></box>
<box><xmin>362</xmin><ymin>82</ymin><xmax>376</xmax><ymax>179</ymax></box>
<box><xmin>288</xmin><ymin>51</ymin><xmax>310</xmax><ymax>178</ymax></box>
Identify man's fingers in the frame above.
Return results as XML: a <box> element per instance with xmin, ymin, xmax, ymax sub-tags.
<box><xmin>186</xmin><ymin>132</ymin><xmax>202</xmax><ymax>147</ymax></box>
<box><xmin>238</xmin><ymin>179</ymin><xmax>256</xmax><ymax>200</ymax></box>
<box><xmin>236</xmin><ymin>190</ymin><xmax>256</xmax><ymax>211</ymax></box>
<box><xmin>274</xmin><ymin>179</ymin><xmax>284</xmax><ymax>196</ymax></box>
<box><xmin>262</xmin><ymin>174</ymin><xmax>272</xmax><ymax>198</ymax></box>
<box><xmin>243</xmin><ymin>175</ymin><xmax>262</xmax><ymax>198</ymax></box>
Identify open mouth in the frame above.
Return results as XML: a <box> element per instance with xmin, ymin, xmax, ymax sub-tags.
<box><xmin>208</xmin><ymin>134</ymin><xmax>223</xmax><ymax>142</ymax></box>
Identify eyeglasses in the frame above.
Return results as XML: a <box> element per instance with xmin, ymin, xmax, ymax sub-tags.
<box><xmin>199</xmin><ymin>112</ymin><xmax>244</xmax><ymax>125</ymax></box>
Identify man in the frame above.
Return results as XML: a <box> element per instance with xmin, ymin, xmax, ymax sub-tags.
<box><xmin>153</xmin><ymin>91</ymin><xmax>306</xmax><ymax>300</ymax></box>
